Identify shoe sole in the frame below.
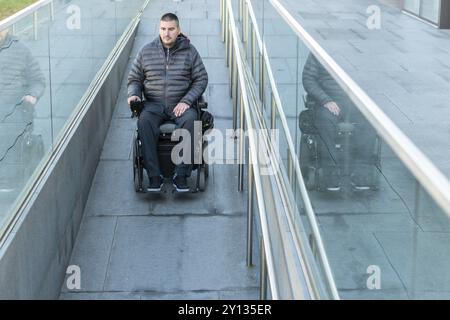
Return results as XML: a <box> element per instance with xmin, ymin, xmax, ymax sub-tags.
<box><xmin>147</xmin><ymin>184</ymin><xmax>163</xmax><ymax>193</ymax></box>
<box><xmin>353</xmin><ymin>186</ymin><xmax>371</xmax><ymax>191</ymax></box>
<box><xmin>173</xmin><ymin>184</ymin><xmax>190</xmax><ymax>193</ymax></box>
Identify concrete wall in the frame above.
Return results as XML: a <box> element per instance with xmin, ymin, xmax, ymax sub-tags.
<box><xmin>0</xmin><ymin>26</ymin><xmax>137</xmax><ymax>299</ymax></box>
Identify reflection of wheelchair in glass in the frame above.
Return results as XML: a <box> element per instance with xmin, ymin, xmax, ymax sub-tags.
<box><xmin>0</xmin><ymin>101</ymin><xmax>44</xmax><ymax>192</ymax></box>
<box><xmin>18</xmin><ymin>101</ymin><xmax>44</xmax><ymax>182</ymax></box>
<box><xmin>132</xmin><ymin>96</ymin><xmax>213</xmax><ymax>193</ymax></box>
<box><xmin>299</xmin><ymin>95</ymin><xmax>381</xmax><ymax>192</ymax></box>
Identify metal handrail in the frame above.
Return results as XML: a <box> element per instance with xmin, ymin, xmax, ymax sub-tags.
<box><xmin>243</xmin><ymin>0</ymin><xmax>340</xmax><ymax>299</ymax></box>
<box><xmin>222</xmin><ymin>0</ymin><xmax>280</xmax><ymax>299</ymax></box>
<box><xmin>269</xmin><ymin>0</ymin><xmax>450</xmax><ymax>216</ymax></box>
<box><xmin>0</xmin><ymin>0</ymin><xmax>52</xmax><ymax>29</ymax></box>
<box><xmin>0</xmin><ymin>0</ymin><xmax>54</xmax><ymax>40</ymax></box>
<box><xmin>241</xmin><ymin>47</ymin><xmax>326</xmax><ymax>299</ymax></box>
<box><xmin>223</xmin><ymin>0</ymin><xmax>339</xmax><ymax>300</ymax></box>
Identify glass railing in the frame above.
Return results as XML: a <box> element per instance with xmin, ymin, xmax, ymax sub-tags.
<box><xmin>243</xmin><ymin>0</ymin><xmax>450</xmax><ymax>299</ymax></box>
<box><xmin>223</xmin><ymin>0</ymin><xmax>338</xmax><ymax>299</ymax></box>
<box><xmin>0</xmin><ymin>0</ymin><xmax>147</xmax><ymax>241</ymax></box>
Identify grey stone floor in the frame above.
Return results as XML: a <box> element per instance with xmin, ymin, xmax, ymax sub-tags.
<box><xmin>59</xmin><ymin>0</ymin><xmax>258</xmax><ymax>300</ymax></box>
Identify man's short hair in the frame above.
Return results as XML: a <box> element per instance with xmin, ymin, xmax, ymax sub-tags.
<box><xmin>160</xmin><ymin>13</ymin><xmax>180</xmax><ymax>27</ymax></box>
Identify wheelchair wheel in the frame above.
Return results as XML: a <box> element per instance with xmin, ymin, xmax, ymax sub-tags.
<box><xmin>198</xmin><ymin>165</ymin><xmax>207</xmax><ymax>192</ymax></box>
<box><xmin>300</xmin><ymin>134</ymin><xmax>318</xmax><ymax>191</ymax></box>
<box><xmin>133</xmin><ymin>132</ymin><xmax>144</xmax><ymax>193</ymax></box>
<box><xmin>204</xmin><ymin>163</ymin><xmax>209</xmax><ymax>179</ymax></box>
<box><xmin>21</xmin><ymin>134</ymin><xmax>45</xmax><ymax>180</ymax></box>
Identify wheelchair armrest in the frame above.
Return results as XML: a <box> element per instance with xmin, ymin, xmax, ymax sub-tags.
<box><xmin>303</xmin><ymin>93</ymin><xmax>317</xmax><ymax>109</ymax></box>
<box><xmin>194</xmin><ymin>95</ymin><xmax>208</xmax><ymax>110</ymax></box>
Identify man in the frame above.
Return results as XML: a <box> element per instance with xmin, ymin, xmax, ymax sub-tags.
<box><xmin>127</xmin><ymin>13</ymin><xmax>208</xmax><ymax>192</ymax></box>
<box><xmin>302</xmin><ymin>53</ymin><xmax>376</xmax><ymax>191</ymax></box>
<box><xmin>0</xmin><ymin>28</ymin><xmax>46</xmax><ymax>192</ymax></box>
<box><xmin>0</xmin><ymin>28</ymin><xmax>45</xmax><ymax>118</ymax></box>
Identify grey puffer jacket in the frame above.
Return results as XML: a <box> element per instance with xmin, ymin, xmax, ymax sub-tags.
<box><xmin>127</xmin><ymin>34</ymin><xmax>208</xmax><ymax>111</ymax></box>
<box><xmin>0</xmin><ymin>35</ymin><xmax>46</xmax><ymax>105</ymax></box>
<box><xmin>302</xmin><ymin>53</ymin><xmax>354</xmax><ymax>111</ymax></box>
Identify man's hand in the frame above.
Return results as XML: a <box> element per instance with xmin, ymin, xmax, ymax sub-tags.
<box><xmin>324</xmin><ymin>101</ymin><xmax>341</xmax><ymax>116</ymax></box>
<box><xmin>22</xmin><ymin>95</ymin><xmax>37</xmax><ymax>106</ymax></box>
<box><xmin>128</xmin><ymin>95</ymin><xmax>141</xmax><ymax>106</ymax></box>
<box><xmin>173</xmin><ymin>102</ymin><xmax>190</xmax><ymax>117</ymax></box>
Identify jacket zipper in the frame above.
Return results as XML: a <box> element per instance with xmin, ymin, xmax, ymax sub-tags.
<box><xmin>165</xmin><ymin>48</ymin><xmax>169</xmax><ymax>109</ymax></box>
<box><xmin>164</xmin><ymin>46</ymin><xmax>183</xmax><ymax>109</ymax></box>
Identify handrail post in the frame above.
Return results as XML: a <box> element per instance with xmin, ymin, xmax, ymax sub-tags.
<box><xmin>33</xmin><ymin>11</ymin><xmax>38</xmax><ymax>40</ymax></box>
<box><xmin>260</xmin><ymin>236</ymin><xmax>268</xmax><ymax>300</ymax></box>
<box><xmin>229</xmin><ymin>41</ymin><xmax>235</xmax><ymax>94</ymax></box>
<box><xmin>242</xmin><ymin>0</ymin><xmax>248</xmax><ymax>43</ymax></box>
<box><xmin>239</xmin><ymin>0</ymin><xmax>243</xmax><ymax>22</ymax></box>
<box><xmin>226</xmin><ymin>14</ymin><xmax>230</xmax><ymax>67</ymax></box>
<box><xmin>271</xmin><ymin>93</ymin><xmax>276</xmax><ymax>130</ymax></box>
<box><xmin>220</xmin><ymin>0</ymin><xmax>225</xmax><ymax>42</ymax></box>
<box><xmin>232</xmin><ymin>58</ymin><xmax>239</xmax><ymax>112</ymax></box>
<box><xmin>247</xmin><ymin>162</ymin><xmax>254</xmax><ymax>266</ymax></box>
<box><xmin>287</xmin><ymin>149</ymin><xmax>294</xmax><ymax>184</ymax></box>
<box><xmin>50</xmin><ymin>1</ymin><xmax>54</xmax><ymax>21</ymax></box>
<box><xmin>259</xmin><ymin>52</ymin><xmax>265</xmax><ymax>107</ymax></box>
<box><xmin>238</xmin><ymin>93</ymin><xmax>245</xmax><ymax>192</ymax></box>
<box><xmin>250</xmin><ymin>24</ymin><xmax>255</xmax><ymax>77</ymax></box>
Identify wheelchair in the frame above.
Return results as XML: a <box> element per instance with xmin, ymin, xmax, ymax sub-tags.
<box><xmin>298</xmin><ymin>95</ymin><xmax>381</xmax><ymax>192</ymax></box>
<box><xmin>0</xmin><ymin>100</ymin><xmax>44</xmax><ymax>192</ymax></box>
<box><xmin>131</xmin><ymin>97</ymin><xmax>212</xmax><ymax>193</ymax></box>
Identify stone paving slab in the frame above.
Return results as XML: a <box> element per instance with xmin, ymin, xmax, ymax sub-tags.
<box><xmin>320</xmin><ymin>228</ymin><xmax>407</xmax><ymax>292</ymax></box>
<box><xmin>60</xmin><ymin>216</ymin><xmax>117</xmax><ymax>293</ymax></box>
<box><xmin>375</xmin><ymin>231</ymin><xmax>450</xmax><ymax>297</ymax></box>
<box><xmin>102</xmin><ymin>215</ymin><xmax>257</xmax><ymax>293</ymax></box>
<box><xmin>61</xmin><ymin>288</ymin><xmax>258</xmax><ymax>300</ymax></box>
<box><xmin>207</xmin><ymin>84</ymin><xmax>233</xmax><ymax>119</ymax></box>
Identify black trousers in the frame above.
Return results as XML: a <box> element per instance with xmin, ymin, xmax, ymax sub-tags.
<box><xmin>138</xmin><ymin>102</ymin><xmax>197</xmax><ymax>178</ymax></box>
<box><xmin>314</xmin><ymin>105</ymin><xmax>377</xmax><ymax>176</ymax></box>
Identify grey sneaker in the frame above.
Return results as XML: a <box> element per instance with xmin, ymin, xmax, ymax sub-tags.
<box><xmin>324</xmin><ymin>170</ymin><xmax>341</xmax><ymax>192</ymax></box>
<box><xmin>326</xmin><ymin>184</ymin><xmax>341</xmax><ymax>192</ymax></box>
<box><xmin>173</xmin><ymin>174</ymin><xmax>190</xmax><ymax>193</ymax></box>
<box><xmin>147</xmin><ymin>176</ymin><xmax>163</xmax><ymax>192</ymax></box>
<box><xmin>351</xmin><ymin>174</ymin><xmax>371</xmax><ymax>191</ymax></box>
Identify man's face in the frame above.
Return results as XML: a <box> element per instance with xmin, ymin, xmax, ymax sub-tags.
<box><xmin>159</xmin><ymin>20</ymin><xmax>180</xmax><ymax>48</ymax></box>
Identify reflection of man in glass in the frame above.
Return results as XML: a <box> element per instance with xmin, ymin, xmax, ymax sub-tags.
<box><xmin>0</xmin><ymin>28</ymin><xmax>45</xmax><ymax>116</ymax></box>
<box><xmin>0</xmin><ymin>28</ymin><xmax>46</xmax><ymax>192</ymax></box>
<box><xmin>302</xmin><ymin>53</ymin><xmax>377</xmax><ymax>191</ymax></box>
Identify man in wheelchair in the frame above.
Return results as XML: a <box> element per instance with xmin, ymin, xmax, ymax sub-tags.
<box><xmin>301</xmin><ymin>53</ymin><xmax>378</xmax><ymax>191</ymax></box>
<box><xmin>127</xmin><ymin>13</ymin><xmax>208</xmax><ymax>192</ymax></box>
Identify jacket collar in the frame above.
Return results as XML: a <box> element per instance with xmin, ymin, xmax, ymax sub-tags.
<box><xmin>156</xmin><ymin>33</ymin><xmax>190</xmax><ymax>52</ymax></box>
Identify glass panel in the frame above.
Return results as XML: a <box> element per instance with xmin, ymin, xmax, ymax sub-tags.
<box><xmin>404</xmin><ymin>0</ymin><xmax>421</xmax><ymax>14</ymax></box>
<box><xmin>0</xmin><ymin>0</ymin><xmax>146</xmax><ymax>238</ymax></box>
<box><xmin>0</xmin><ymin>6</ymin><xmax>52</xmax><ymax>231</ymax></box>
<box><xmin>251</xmin><ymin>0</ymin><xmax>450</xmax><ymax>299</ymax></box>
<box><xmin>420</xmin><ymin>0</ymin><xmax>440</xmax><ymax>23</ymax></box>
